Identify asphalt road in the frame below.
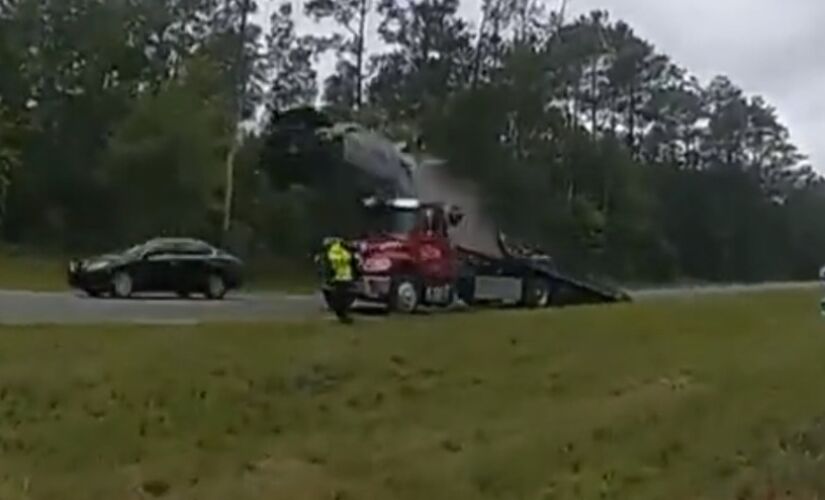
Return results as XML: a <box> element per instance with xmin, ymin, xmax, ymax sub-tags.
<box><xmin>0</xmin><ymin>290</ymin><xmax>323</xmax><ymax>325</ymax></box>
<box><xmin>630</xmin><ymin>281</ymin><xmax>819</xmax><ymax>300</ymax></box>
<box><xmin>0</xmin><ymin>282</ymin><xmax>818</xmax><ymax>325</ymax></box>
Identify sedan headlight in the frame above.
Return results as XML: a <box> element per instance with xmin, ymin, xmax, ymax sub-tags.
<box><xmin>85</xmin><ymin>261</ymin><xmax>111</xmax><ymax>272</ymax></box>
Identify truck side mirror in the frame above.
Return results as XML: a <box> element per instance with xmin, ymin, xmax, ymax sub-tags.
<box><xmin>447</xmin><ymin>207</ymin><xmax>465</xmax><ymax>227</ymax></box>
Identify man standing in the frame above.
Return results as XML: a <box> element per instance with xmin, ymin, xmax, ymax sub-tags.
<box><xmin>322</xmin><ymin>237</ymin><xmax>357</xmax><ymax>324</ymax></box>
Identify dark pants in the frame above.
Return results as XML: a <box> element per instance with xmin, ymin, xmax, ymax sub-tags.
<box><xmin>328</xmin><ymin>281</ymin><xmax>355</xmax><ymax>323</ymax></box>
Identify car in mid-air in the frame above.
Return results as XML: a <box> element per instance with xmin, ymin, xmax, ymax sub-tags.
<box><xmin>68</xmin><ymin>238</ymin><xmax>244</xmax><ymax>299</ymax></box>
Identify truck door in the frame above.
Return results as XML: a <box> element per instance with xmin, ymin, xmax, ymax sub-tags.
<box><xmin>414</xmin><ymin>207</ymin><xmax>457</xmax><ymax>285</ymax></box>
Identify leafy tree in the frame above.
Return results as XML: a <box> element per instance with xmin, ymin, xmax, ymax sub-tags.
<box><xmin>205</xmin><ymin>0</ymin><xmax>266</xmax><ymax>120</ymax></box>
<box><xmin>304</xmin><ymin>0</ymin><xmax>372</xmax><ymax>111</ymax></box>
<box><xmin>0</xmin><ymin>105</ymin><xmax>21</xmax><ymax>228</ymax></box>
<box><xmin>470</xmin><ymin>0</ymin><xmax>550</xmax><ymax>85</ymax></box>
<box><xmin>641</xmin><ymin>73</ymin><xmax>706</xmax><ymax>168</ymax></box>
<box><xmin>701</xmin><ymin>77</ymin><xmax>807</xmax><ymax>190</ymax></box>
<box><xmin>103</xmin><ymin>58</ymin><xmax>232</xmax><ymax>243</ymax></box>
<box><xmin>0</xmin><ymin>0</ymin><xmax>151</xmax><ymax>246</ymax></box>
<box><xmin>603</xmin><ymin>20</ymin><xmax>671</xmax><ymax>154</ymax></box>
<box><xmin>370</xmin><ymin>0</ymin><xmax>473</xmax><ymax>122</ymax></box>
<box><xmin>785</xmin><ymin>183</ymin><xmax>825</xmax><ymax>278</ymax></box>
<box><xmin>0</xmin><ymin>0</ymin><xmax>823</xmax><ymax>284</ymax></box>
<box><xmin>265</xmin><ymin>2</ymin><xmax>318</xmax><ymax>113</ymax></box>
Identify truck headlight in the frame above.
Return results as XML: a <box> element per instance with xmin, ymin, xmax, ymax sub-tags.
<box><xmin>363</xmin><ymin>257</ymin><xmax>392</xmax><ymax>273</ymax></box>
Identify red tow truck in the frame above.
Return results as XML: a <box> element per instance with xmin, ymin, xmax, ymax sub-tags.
<box><xmin>322</xmin><ymin>196</ymin><xmax>630</xmax><ymax>314</ymax></box>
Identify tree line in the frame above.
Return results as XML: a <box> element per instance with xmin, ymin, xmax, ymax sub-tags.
<box><xmin>1</xmin><ymin>0</ymin><xmax>824</xmax><ymax>283</ymax></box>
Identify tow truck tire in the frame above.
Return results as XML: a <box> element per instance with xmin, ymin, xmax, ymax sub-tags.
<box><xmin>390</xmin><ymin>277</ymin><xmax>420</xmax><ymax>314</ymax></box>
<box><xmin>523</xmin><ymin>277</ymin><xmax>552</xmax><ymax>309</ymax></box>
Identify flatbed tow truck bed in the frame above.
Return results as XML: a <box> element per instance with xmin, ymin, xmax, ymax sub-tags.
<box><xmin>456</xmin><ymin>245</ymin><xmax>631</xmax><ymax>307</ymax></box>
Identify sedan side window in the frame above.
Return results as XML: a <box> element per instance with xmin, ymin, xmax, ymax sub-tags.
<box><xmin>144</xmin><ymin>243</ymin><xmax>177</xmax><ymax>259</ymax></box>
<box><xmin>173</xmin><ymin>242</ymin><xmax>214</xmax><ymax>257</ymax></box>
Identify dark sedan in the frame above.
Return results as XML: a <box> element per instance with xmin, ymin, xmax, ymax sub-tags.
<box><xmin>68</xmin><ymin>238</ymin><xmax>244</xmax><ymax>299</ymax></box>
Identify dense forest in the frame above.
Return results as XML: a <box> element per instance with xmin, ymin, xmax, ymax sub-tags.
<box><xmin>1</xmin><ymin>0</ymin><xmax>824</xmax><ymax>283</ymax></box>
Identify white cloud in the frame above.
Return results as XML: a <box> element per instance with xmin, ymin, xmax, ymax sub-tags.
<box><xmin>568</xmin><ymin>0</ymin><xmax>825</xmax><ymax>170</ymax></box>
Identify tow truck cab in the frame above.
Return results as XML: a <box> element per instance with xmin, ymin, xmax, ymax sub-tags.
<box><xmin>352</xmin><ymin>198</ymin><xmax>461</xmax><ymax>312</ymax></box>
<box><xmin>347</xmin><ymin>196</ymin><xmax>574</xmax><ymax>313</ymax></box>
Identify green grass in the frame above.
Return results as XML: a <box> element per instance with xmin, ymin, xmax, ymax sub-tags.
<box><xmin>243</xmin><ymin>259</ymin><xmax>316</xmax><ymax>293</ymax></box>
<box><xmin>1</xmin><ymin>291</ymin><xmax>825</xmax><ymax>499</ymax></box>
<box><xmin>0</xmin><ymin>249</ymin><xmax>67</xmax><ymax>291</ymax></box>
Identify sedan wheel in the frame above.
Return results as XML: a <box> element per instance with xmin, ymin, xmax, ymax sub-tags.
<box><xmin>206</xmin><ymin>274</ymin><xmax>227</xmax><ymax>300</ymax></box>
<box><xmin>112</xmin><ymin>272</ymin><xmax>133</xmax><ymax>299</ymax></box>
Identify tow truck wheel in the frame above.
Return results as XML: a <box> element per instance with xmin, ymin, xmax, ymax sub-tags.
<box><xmin>390</xmin><ymin>277</ymin><xmax>420</xmax><ymax>314</ymax></box>
<box><xmin>523</xmin><ymin>277</ymin><xmax>552</xmax><ymax>309</ymax></box>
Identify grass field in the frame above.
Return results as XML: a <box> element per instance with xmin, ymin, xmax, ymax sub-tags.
<box><xmin>1</xmin><ymin>291</ymin><xmax>824</xmax><ymax>499</ymax></box>
<box><xmin>0</xmin><ymin>249</ymin><xmax>67</xmax><ymax>291</ymax></box>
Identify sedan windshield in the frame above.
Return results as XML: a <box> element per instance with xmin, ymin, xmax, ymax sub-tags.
<box><xmin>123</xmin><ymin>244</ymin><xmax>146</xmax><ymax>258</ymax></box>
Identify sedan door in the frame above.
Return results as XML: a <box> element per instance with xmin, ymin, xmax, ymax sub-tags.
<box><xmin>140</xmin><ymin>249</ymin><xmax>177</xmax><ymax>292</ymax></box>
<box><xmin>169</xmin><ymin>241</ymin><xmax>215</xmax><ymax>293</ymax></box>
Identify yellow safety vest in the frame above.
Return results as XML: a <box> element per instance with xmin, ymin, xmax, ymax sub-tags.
<box><xmin>327</xmin><ymin>242</ymin><xmax>353</xmax><ymax>282</ymax></box>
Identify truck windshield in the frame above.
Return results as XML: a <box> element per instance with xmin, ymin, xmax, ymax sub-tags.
<box><xmin>367</xmin><ymin>208</ymin><xmax>419</xmax><ymax>235</ymax></box>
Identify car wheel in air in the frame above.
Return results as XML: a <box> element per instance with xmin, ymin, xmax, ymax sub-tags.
<box><xmin>523</xmin><ymin>277</ymin><xmax>551</xmax><ymax>309</ymax></box>
<box><xmin>112</xmin><ymin>272</ymin><xmax>134</xmax><ymax>299</ymax></box>
<box><xmin>205</xmin><ymin>274</ymin><xmax>227</xmax><ymax>300</ymax></box>
<box><xmin>390</xmin><ymin>277</ymin><xmax>420</xmax><ymax>314</ymax></box>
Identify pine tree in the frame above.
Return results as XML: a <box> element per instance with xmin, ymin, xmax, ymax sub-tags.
<box><xmin>304</xmin><ymin>0</ymin><xmax>372</xmax><ymax>111</ymax></box>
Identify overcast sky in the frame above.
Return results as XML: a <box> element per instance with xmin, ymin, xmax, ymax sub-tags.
<box><xmin>268</xmin><ymin>0</ymin><xmax>824</xmax><ymax>171</ymax></box>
